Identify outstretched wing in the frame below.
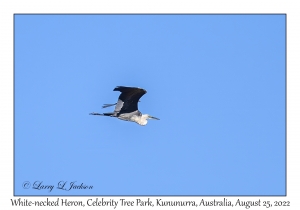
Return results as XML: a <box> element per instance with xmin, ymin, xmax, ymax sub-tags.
<box><xmin>113</xmin><ymin>86</ymin><xmax>146</xmax><ymax>114</ymax></box>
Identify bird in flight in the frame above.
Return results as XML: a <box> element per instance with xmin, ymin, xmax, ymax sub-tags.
<box><xmin>90</xmin><ymin>86</ymin><xmax>160</xmax><ymax>126</ymax></box>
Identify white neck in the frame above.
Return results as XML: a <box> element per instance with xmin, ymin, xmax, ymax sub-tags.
<box><xmin>132</xmin><ymin>114</ymin><xmax>148</xmax><ymax>126</ymax></box>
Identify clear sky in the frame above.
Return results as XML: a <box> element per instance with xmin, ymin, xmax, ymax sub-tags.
<box><xmin>14</xmin><ymin>14</ymin><xmax>286</xmax><ymax>196</ymax></box>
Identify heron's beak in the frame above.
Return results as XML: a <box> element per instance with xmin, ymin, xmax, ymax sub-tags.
<box><xmin>149</xmin><ymin>116</ymin><xmax>160</xmax><ymax>120</ymax></box>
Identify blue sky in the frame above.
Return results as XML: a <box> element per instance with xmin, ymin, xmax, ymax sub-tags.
<box><xmin>14</xmin><ymin>14</ymin><xmax>286</xmax><ymax>196</ymax></box>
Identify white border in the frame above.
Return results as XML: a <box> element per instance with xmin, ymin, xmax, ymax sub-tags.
<box><xmin>1</xmin><ymin>0</ymin><xmax>299</xmax><ymax>209</ymax></box>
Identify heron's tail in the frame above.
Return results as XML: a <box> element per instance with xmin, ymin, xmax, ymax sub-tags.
<box><xmin>102</xmin><ymin>103</ymin><xmax>117</xmax><ymax>108</ymax></box>
<box><xmin>89</xmin><ymin>112</ymin><xmax>115</xmax><ymax>117</ymax></box>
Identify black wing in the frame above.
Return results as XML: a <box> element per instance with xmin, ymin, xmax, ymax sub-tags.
<box><xmin>113</xmin><ymin>86</ymin><xmax>146</xmax><ymax>114</ymax></box>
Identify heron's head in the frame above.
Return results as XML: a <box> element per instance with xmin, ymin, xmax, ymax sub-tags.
<box><xmin>143</xmin><ymin>114</ymin><xmax>160</xmax><ymax>120</ymax></box>
<box><xmin>137</xmin><ymin>114</ymin><xmax>160</xmax><ymax>126</ymax></box>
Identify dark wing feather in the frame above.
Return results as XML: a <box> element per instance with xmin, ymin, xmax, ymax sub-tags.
<box><xmin>113</xmin><ymin>86</ymin><xmax>146</xmax><ymax>113</ymax></box>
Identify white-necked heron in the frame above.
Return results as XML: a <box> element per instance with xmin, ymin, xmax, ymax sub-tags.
<box><xmin>90</xmin><ymin>86</ymin><xmax>160</xmax><ymax>126</ymax></box>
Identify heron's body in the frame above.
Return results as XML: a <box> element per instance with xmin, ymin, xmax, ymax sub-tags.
<box><xmin>90</xmin><ymin>86</ymin><xmax>159</xmax><ymax>126</ymax></box>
